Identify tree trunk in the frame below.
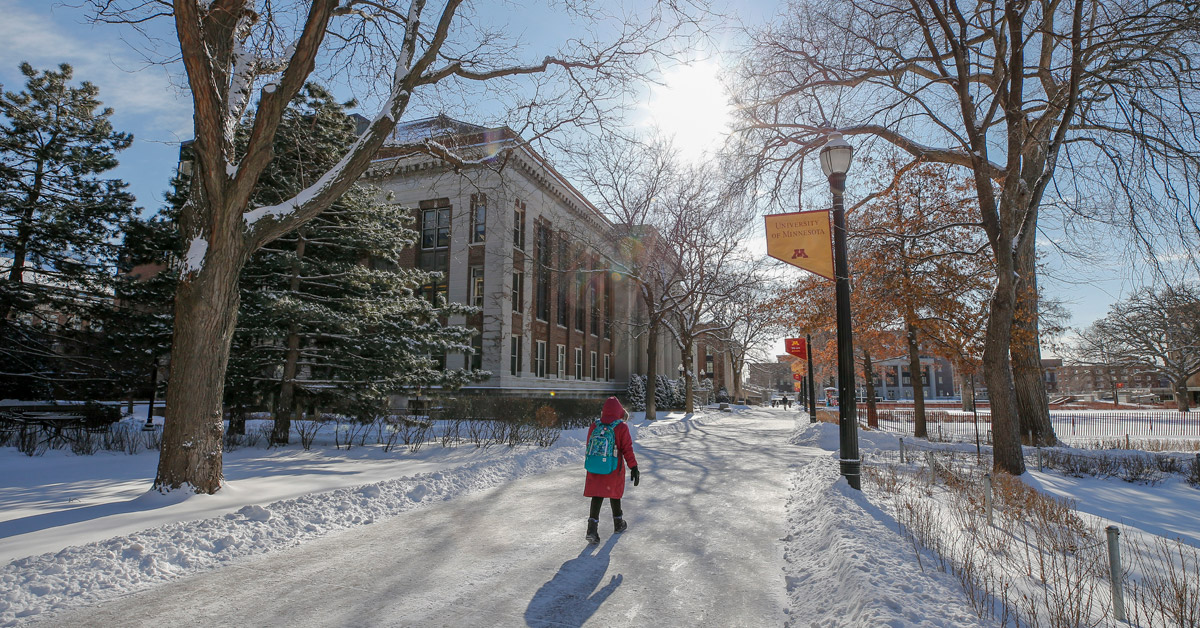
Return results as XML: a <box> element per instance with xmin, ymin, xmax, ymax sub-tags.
<box><xmin>682</xmin><ymin>341</ymin><xmax>695</xmax><ymax>414</ymax></box>
<box><xmin>272</xmin><ymin>325</ymin><xmax>303</xmax><ymax>445</ymax></box>
<box><xmin>1175</xmin><ymin>378</ymin><xmax>1191</xmax><ymax>412</ymax></box>
<box><xmin>0</xmin><ymin>162</ymin><xmax>44</xmax><ymax>324</ymax></box>
<box><xmin>272</xmin><ymin>235</ymin><xmax>307</xmax><ymax>445</ymax></box>
<box><xmin>959</xmin><ymin>361</ymin><xmax>976</xmax><ymax>412</ymax></box>
<box><xmin>907</xmin><ymin>321</ymin><xmax>927</xmax><ymax>438</ymax></box>
<box><xmin>155</xmin><ymin>258</ymin><xmax>243</xmax><ymax>493</ymax></box>
<box><xmin>982</xmin><ymin>270</ymin><xmax>1026</xmax><ymax>476</ymax></box>
<box><xmin>862</xmin><ymin>348</ymin><xmax>878</xmax><ymax>428</ymax></box>
<box><xmin>1012</xmin><ymin>232</ymin><xmax>1057</xmax><ymax>445</ymax></box>
<box><xmin>229</xmin><ymin>405</ymin><xmax>246</xmax><ymax>436</ymax></box>
<box><xmin>645</xmin><ymin>318</ymin><xmax>658</xmax><ymax>421</ymax></box>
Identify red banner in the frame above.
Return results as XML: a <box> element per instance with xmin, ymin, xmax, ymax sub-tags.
<box><xmin>792</xmin><ymin>373</ymin><xmax>803</xmax><ymax>381</ymax></box>
<box><xmin>785</xmin><ymin>338</ymin><xmax>807</xmax><ymax>359</ymax></box>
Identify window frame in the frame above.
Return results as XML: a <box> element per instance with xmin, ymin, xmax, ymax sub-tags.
<box><xmin>469</xmin><ymin>266</ymin><xmax>484</xmax><ymax>307</ymax></box>
<box><xmin>512</xmin><ymin>200</ymin><xmax>526</xmax><ymax>251</ymax></box>
<box><xmin>510</xmin><ymin>335</ymin><xmax>523</xmax><ymax>376</ymax></box>
<box><xmin>534</xmin><ymin>340</ymin><xmax>547</xmax><ymax>378</ymax></box>
<box><xmin>470</xmin><ymin>193</ymin><xmax>486</xmax><ymax>244</ymax></box>
<box><xmin>590</xmin><ymin>351</ymin><xmax>598</xmax><ymax>380</ymax></box>
<box><xmin>574</xmin><ymin>347</ymin><xmax>583</xmax><ymax>380</ymax></box>
<box><xmin>512</xmin><ymin>270</ymin><xmax>524</xmax><ymax>314</ymax></box>
<box><xmin>556</xmin><ymin>344</ymin><xmax>566</xmax><ymax>379</ymax></box>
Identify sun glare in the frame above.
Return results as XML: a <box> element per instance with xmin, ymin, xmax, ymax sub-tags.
<box><xmin>644</xmin><ymin>62</ymin><xmax>733</xmax><ymax>159</ymax></box>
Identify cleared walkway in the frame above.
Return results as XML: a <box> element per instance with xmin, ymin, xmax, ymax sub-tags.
<box><xmin>39</xmin><ymin>410</ymin><xmax>798</xmax><ymax>627</ymax></box>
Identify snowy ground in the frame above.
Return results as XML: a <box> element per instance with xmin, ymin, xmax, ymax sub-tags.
<box><xmin>1</xmin><ymin>406</ymin><xmax>1196</xmax><ymax>626</ymax></box>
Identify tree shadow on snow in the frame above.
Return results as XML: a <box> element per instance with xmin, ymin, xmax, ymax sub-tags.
<box><xmin>523</xmin><ymin>534</ymin><xmax>622</xmax><ymax>627</ymax></box>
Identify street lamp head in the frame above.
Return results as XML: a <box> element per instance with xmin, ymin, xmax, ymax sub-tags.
<box><xmin>819</xmin><ymin>131</ymin><xmax>854</xmax><ymax>177</ymax></box>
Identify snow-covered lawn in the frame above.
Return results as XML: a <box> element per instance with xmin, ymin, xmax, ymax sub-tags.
<box><xmin>0</xmin><ymin>407</ymin><xmax>1196</xmax><ymax>626</ymax></box>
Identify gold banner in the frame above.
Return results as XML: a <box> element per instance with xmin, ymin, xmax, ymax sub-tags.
<box><xmin>764</xmin><ymin>210</ymin><xmax>834</xmax><ymax>280</ymax></box>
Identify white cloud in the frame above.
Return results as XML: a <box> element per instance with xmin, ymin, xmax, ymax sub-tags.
<box><xmin>0</xmin><ymin>1</ymin><xmax>191</xmax><ymax>140</ymax></box>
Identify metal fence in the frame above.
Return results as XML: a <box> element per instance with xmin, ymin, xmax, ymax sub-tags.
<box><xmin>858</xmin><ymin>404</ymin><xmax>1200</xmax><ymax>443</ymax></box>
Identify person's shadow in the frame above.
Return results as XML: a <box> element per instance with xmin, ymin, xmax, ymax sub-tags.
<box><xmin>523</xmin><ymin>534</ymin><xmax>623</xmax><ymax>627</ymax></box>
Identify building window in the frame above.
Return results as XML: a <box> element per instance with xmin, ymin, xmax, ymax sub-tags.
<box><xmin>470</xmin><ymin>193</ymin><xmax>486</xmax><ymax>244</ymax></box>
<box><xmin>556</xmin><ymin>236</ymin><xmax>569</xmax><ymax>326</ymax></box>
<box><xmin>590</xmin><ymin>351</ymin><xmax>598</xmax><ymax>380</ymax></box>
<box><xmin>535</xmin><ymin>340</ymin><xmax>547</xmax><ymax>378</ymax></box>
<box><xmin>512</xmin><ymin>271</ymin><xmax>524</xmax><ymax>314</ymax></box>
<box><xmin>557</xmin><ymin>344</ymin><xmax>566</xmax><ymax>379</ymax></box>
<box><xmin>510</xmin><ymin>335</ymin><xmax>523</xmax><ymax>376</ymax></box>
<box><xmin>574</xmin><ymin>269</ymin><xmax>586</xmax><ymax>332</ymax></box>
<box><xmin>419</xmin><ymin>201</ymin><xmax>451</xmax><ymax>304</ymax></box>
<box><xmin>603</xmin><ymin>269</ymin><xmax>613</xmax><ymax>339</ymax></box>
<box><xmin>534</xmin><ymin>220</ymin><xmax>551</xmax><ymax>321</ymax></box>
<box><xmin>471</xmin><ymin>330</ymin><xmax>483</xmax><ymax>371</ymax></box>
<box><xmin>421</xmin><ymin>203</ymin><xmax>451</xmax><ymax>250</ymax></box>
<box><xmin>588</xmin><ymin>284</ymin><xmax>599</xmax><ymax>336</ymax></box>
<box><xmin>575</xmin><ymin>347</ymin><xmax>583</xmax><ymax>380</ymax></box>
<box><xmin>469</xmin><ymin>266</ymin><xmax>484</xmax><ymax>307</ymax></box>
<box><xmin>513</xmin><ymin>200</ymin><xmax>526</xmax><ymax>251</ymax></box>
<box><xmin>604</xmin><ymin>354</ymin><xmax>611</xmax><ymax>381</ymax></box>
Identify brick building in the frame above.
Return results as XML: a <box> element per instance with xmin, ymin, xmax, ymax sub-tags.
<box><xmin>1056</xmin><ymin>363</ymin><xmax>1173</xmax><ymax>399</ymax></box>
<box><xmin>367</xmin><ymin>117</ymin><xmax>680</xmax><ymax>403</ymax></box>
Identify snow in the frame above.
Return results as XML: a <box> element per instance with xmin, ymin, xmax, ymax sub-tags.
<box><xmin>2</xmin><ymin>407</ymin><xmax>1196</xmax><ymax>626</ymax></box>
<box><xmin>182</xmin><ymin>237</ymin><xmax>207</xmax><ymax>274</ymax></box>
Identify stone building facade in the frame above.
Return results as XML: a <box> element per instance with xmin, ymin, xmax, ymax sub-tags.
<box><xmin>367</xmin><ymin>117</ymin><xmax>680</xmax><ymax>402</ymax></box>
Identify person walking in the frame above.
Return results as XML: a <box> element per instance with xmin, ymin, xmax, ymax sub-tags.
<box><xmin>583</xmin><ymin>397</ymin><xmax>639</xmax><ymax>544</ymax></box>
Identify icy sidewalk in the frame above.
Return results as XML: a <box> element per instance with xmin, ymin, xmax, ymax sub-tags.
<box><xmin>28</xmin><ymin>410</ymin><xmax>795</xmax><ymax>627</ymax></box>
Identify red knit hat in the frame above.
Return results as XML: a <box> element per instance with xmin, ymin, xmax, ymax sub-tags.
<box><xmin>601</xmin><ymin>396</ymin><xmax>625</xmax><ymax>421</ymax></box>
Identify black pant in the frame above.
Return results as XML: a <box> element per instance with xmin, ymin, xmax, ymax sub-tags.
<box><xmin>589</xmin><ymin>496</ymin><xmax>622</xmax><ymax>520</ymax></box>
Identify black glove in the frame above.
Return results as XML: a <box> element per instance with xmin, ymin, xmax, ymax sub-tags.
<box><xmin>630</xmin><ymin>466</ymin><xmax>640</xmax><ymax>486</ymax></box>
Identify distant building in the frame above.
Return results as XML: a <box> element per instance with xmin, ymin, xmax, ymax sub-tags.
<box><xmin>1057</xmin><ymin>363</ymin><xmax>1172</xmax><ymax>398</ymax></box>
<box><xmin>746</xmin><ymin>360</ymin><xmax>794</xmax><ymax>394</ymax></box>
<box><xmin>1042</xmin><ymin>358</ymin><xmax>1062</xmax><ymax>394</ymax></box>
<box><xmin>867</xmin><ymin>355</ymin><xmax>957</xmax><ymax>400</ymax></box>
<box><xmin>367</xmin><ymin>116</ymin><xmax>680</xmax><ymax>403</ymax></box>
<box><xmin>690</xmin><ymin>330</ymin><xmax>736</xmax><ymax>396</ymax></box>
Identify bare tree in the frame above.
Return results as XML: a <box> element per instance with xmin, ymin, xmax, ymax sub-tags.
<box><xmin>1074</xmin><ymin>285</ymin><xmax>1200</xmax><ymax>412</ymax></box>
<box><xmin>660</xmin><ymin>164</ymin><xmax>759</xmax><ymax>413</ymax></box>
<box><xmin>572</xmin><ymin>136</ymin><xmax>682</xmax><ymax>420</ymax></box>
<box><xmin>83</xmin><ymin>0</ymin><xmax>700</xmax><ymax>492</ymax></box>
<box><xmin>711</xmin><ymin>280</ymin><xmax>785</xmax><ymax>404</ymax></box>
<box><xmin>731</xmin><ymin>0</ymin><xmax>1200</xmax><ymax>474</ymax></box>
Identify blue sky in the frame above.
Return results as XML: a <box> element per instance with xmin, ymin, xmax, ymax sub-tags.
<box><xmin>0</xmin><ymin>0</ymin><xmax>1168</xmax><ymax>341</ymax></box>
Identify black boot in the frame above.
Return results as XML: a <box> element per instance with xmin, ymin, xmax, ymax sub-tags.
<box><xmin>586</xmin><ymin>518</ymin><xmax>600</xmax><ymax>544</ymax></box>
<box><xmin>613</xmin><ymin>516</ymin><xmax>628</xmax><ymax>533</ymax></box>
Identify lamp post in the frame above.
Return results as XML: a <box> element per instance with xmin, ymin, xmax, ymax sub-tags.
<box><xmin>820</xmin><ymin>131</ymin><xmax>861</xmax><ymax>490</ymax></box>
<box><xmin>806</xmin><ymin>332</ymin><xmax>817</xmax><ymax>422</ymax></box>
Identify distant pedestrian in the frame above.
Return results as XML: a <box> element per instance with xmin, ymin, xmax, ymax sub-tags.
<box><xmin>782</xmin><ymin>395</ymin><xmax>791</xmax><ymax>409</ymax></box>
<box><xmin>583</xmin><ymin>397</ymin><xmax>639</xmax><ymax>544</ymax></box>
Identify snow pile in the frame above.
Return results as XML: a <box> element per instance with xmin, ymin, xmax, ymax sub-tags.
<box><xmin>0</xmin><ymin>437</ymin><xmax>587</xmax><ymax>625</ymax></box>
<box><xmin>783</xmin><ymin>422</ymin><xmax>988</xmax><ymax>626</ymax></box>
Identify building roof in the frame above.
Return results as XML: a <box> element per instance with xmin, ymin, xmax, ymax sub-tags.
<box><xmin>367</xmin><ymin>115</ymin><xmax>612</xmax><ymax>230</ymax></box>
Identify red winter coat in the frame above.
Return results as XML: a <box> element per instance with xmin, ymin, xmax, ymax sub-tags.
<box><xmin>583</xmin><ymin>398</ymin><xmax>638</xmax><ymax>499</ymax></box>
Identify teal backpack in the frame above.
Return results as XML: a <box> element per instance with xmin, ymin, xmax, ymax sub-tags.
<box><xmin>584</xmin><ymin>418</ymin><xmax>622</xmax><ymax>474</ymax></box>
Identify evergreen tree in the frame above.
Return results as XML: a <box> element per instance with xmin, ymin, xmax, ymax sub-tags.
<box><xmin>224</xmin><ymin>85</ymin><xmax>480</xmax><ymax>443</ymax></box>
<box><xmin>0</xmin><ymin>63</ymin><xmax>136</xmax><ymax>398</ymax></box>
<box><xmin>107</xmin><ymin>210</ymin><xmax>178</xmax><ymax>410</ymax></box>
<box><xmin>655</xmin><ymin>374</ymin><xmax>672</xmax><ymax>411</ymax></box>
<box><xmin>627</xmin><ymin>374</ymin><xmax>646</xmax><ymax>411</ymax></box>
